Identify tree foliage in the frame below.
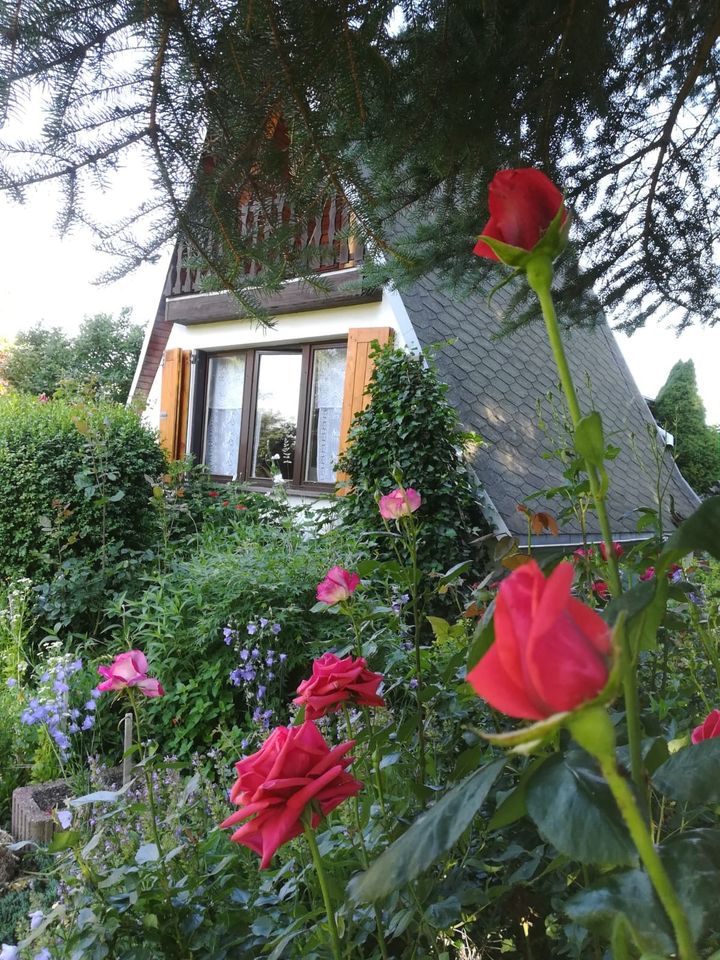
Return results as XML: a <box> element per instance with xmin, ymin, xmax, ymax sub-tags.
<box><xmin>0</xmin><ymin>310</ymin><xmax>144</xmax><ymax>401</ymax></box>
<box><xmin>335</xmin><ymin>343</ymin><xmax>488</xmax><ymax>570</ymax></box>
<box><xmin>1</xmin><ymin>3</ymin><xmax>719</xmax><ymax>331</ymax></box>
<box><xmin>654</xmin><ymin>359</ymin><xmax>720</xmax><ymax>495</ymax></box>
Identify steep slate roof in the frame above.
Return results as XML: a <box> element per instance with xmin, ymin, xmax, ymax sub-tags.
<box><xmin>398</xmin><ymin>275</ymin><xmax>700</xmax><ymax>544</ymax></box>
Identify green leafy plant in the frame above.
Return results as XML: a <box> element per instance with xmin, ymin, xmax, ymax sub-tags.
<box><xmin>336</xmin><ymin>343</ymin><xmax>489</xmax><ymax>572</ymax></box>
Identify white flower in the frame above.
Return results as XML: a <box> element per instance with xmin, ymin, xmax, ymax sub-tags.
<box><xmin>1</xmin><ymin>945</ymin><xmax>20</xmax><ymax>960</ymax></box>
<box><xmin>29</xmin><ymin>910</ymin><xmax>44</xmax><ymax>930</ymax></box>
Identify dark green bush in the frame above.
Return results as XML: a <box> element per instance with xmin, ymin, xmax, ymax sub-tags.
<box><xmin>0</xmin><ymin>392</ymin><xmax>167</xmax><ymax>584</ymax></box>
<box><xmin>335</xmin><ymin>343</ymin><xmax>489</xmax><ymax>571</ymax></box>
<box><xmin>108</xmin><ymin>519</ymin><xmax>361</xmax><ymax>757</ymax></box>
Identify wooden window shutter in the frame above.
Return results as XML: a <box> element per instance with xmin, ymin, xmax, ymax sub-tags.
<box><xmin>336</xmin><ymin>327</ymin><xmax>393</xmax><ymax>489</ymax></box>
<box><xmin>159</xmin><ymin>348</ymin><xmax>191</xmax><ymax>460</ymax></box>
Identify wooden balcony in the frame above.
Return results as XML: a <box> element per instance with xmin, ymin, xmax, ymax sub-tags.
<box><xmin>166</xmin><ymin>194</ymin><xmax>361</xmax><ymax>298</ymax></box>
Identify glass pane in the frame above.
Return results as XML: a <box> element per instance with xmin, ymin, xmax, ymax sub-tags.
<box><xmin>251</xmin><ymin>353</ymin><xmax>303</xmax><ymax>480</ymax></box>
<box><xmin>305</xmin><ymin>347</ymin><xmax>347</xmax><ymax>483</ymax></box>
<box><xmin>203</xmin><ymin>355</ymin><xmax>245</xmax><ymax>476</ymax></box>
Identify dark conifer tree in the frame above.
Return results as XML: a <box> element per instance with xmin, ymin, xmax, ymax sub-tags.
<box><xmin>1</xmin><ymin>2</ymin><xmax>719</xmax><ymax>329</ymax></box>
<box><xmin>655</xmin><ymin>359</ymin><xmax>720</xmax><ymax>494</ymax></box>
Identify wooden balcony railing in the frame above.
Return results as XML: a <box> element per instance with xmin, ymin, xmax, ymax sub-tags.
<box><xmin>166</xmin><ymin>194</ymin><xmax>362</xmax><ymax>297</ymax></box>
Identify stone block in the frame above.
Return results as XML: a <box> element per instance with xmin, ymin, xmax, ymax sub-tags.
<box><xmin>11</xmin><ymin>780</ymin><xmax>72</xmax><ymax>844</ymax></box>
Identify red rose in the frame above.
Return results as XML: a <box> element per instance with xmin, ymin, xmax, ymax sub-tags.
<box><xmin>220</xmin><ymin>721</ymin><xmax>362</xmax><ymax>868</ymax></box>
<box><xmin>639</xmin><ymin>566</ymin><xmax>655</xmax><ymax>582</ymax></box>
<box><xmin>691</xmin><ymin>709</ymin><xmax>720</xmax><ymax>745</ymax></box>
<box><xmin>293</xmin><ymin>653</ymin><xmax>385</xmax><ymax>720</ymax></box>
<box><xmin>573</xmin><ymin>547</ymin><xmax>594</xmax><ymax>562</ymax></box>
<box><xmin>592</xmin><ymin>580</ymin><xmax>610</xmax><ymax>602</ymax></box>
<box><xmin>235</xmin><ymin>503</ymin><xmax>247</xmax><ymax>511</ymax></box>
<box><xmin>316</xmin><ymin>566</ymin><xmax>360</xmax><ymax>605</ymax></box>
<box><xmin>208</xmin><ymin>490</ymin><xmax>219</xmax><ymax>498</ymax></box>
<box><xmin>467</xmin><ymin>560</ymin><xmax>611</xmax><ymax>720</ymax></box>
<box><xmin>473</xmin><ymin>169</ymin><xmax>566</xmax><ymax>261</ymax></box>
<box><xmin>599</xmin><ymin>541</ymin><xmax>624</xmax><ymax>562</ymax></box>
<box><xmin>222</xmin><ymin>499</ymin><xmax>230</xmax><ymax>507</ymax></box>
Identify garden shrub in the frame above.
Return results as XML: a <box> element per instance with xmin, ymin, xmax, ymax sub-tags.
<box><xmin>335</xmin><ymin>343</ymin><xmax>489</xmax><ymax>572</ymax></box>
<box><xmin>0</xmin><ymin>391</ymin><xmax>166</xmax><ymax>585</ymax></box>
<box><xmin>109</xmin><ymin>519</ymin><xmax>363</xmax><ymax>757</ymax></box>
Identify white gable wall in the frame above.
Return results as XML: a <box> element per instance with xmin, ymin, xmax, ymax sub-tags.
<box><xmin>143</xmin><ymin>290</ymin><xmax>420</xmax><ymax>431</ymax></box>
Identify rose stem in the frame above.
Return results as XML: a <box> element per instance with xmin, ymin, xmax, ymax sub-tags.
<box><xmin>127</xmin><ymin>691</ymin><xmax>189</xmax><ymax>959</ymax></box>
<box><xmin>303</xmin><ymin>817</ymin><xmax>343</xmax><ymax>960</ymax></box>
<box><xmin>526</xmin><ymin>254</ymin><xmax>644</xmax><ymax>801</ymax></box>
<box><xmin>572</xmin><ymin>708</ymin><xmax>696</xmax><ymax>960</ymax></box>
<box><xmin>341</xmin><ymin>708</ymin><xmax>389</xmax><ymax>959</ymax></box>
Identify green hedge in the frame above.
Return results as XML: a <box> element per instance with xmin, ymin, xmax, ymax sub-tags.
<box><xmin>0</xmin><ymin>392</ymin><xmax>167</xmax><ymax>582</ymax></box>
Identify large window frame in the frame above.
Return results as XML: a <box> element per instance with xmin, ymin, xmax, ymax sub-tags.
<box><xmin>191</xmin><ymin>340</ymin><xmax>347</xmax><ymax>493</ymax></box>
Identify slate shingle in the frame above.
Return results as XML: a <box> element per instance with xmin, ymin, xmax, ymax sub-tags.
<box><xmin>399</xmin><ymin>274</ymin><xmax>700</xmax><ymax>542</ymax></box>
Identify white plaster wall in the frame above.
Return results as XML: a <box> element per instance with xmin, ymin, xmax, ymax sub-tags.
<box><xmin>143</xmin><ymin>291</ymin><xmax>419</xmax><ymax>432</ymax></box>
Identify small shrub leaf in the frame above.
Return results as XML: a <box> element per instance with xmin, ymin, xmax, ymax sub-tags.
<box><xmin>347</xmin><ymin>758</ymin><xmax>504</xmax><ymax>903</ymax></box>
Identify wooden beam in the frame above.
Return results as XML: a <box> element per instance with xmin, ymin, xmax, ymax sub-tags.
<box><xmin>166</xmin><ymin>268</ymin><xmax>381</xmax><ymax>326</ymax></box>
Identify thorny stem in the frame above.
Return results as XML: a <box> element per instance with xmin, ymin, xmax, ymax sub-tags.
<box><xmin>303</xmin><ymin>818</ymin><xmax>343</xmax><ymax>960</ymax></box>
<box><xmin>527</xmin><ymin>256</ymin><xmax>645</xmax><ymax>802</ymax></box>
<box><xmin>600</xmin><ymin>753</ymin><xmax>698</xmax><ymax>960</ymax></box>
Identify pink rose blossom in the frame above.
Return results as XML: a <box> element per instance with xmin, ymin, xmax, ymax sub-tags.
<box><xmin>467</xmin><ymin>561</ymin><xmax>611</xmax><ymax>720</ymax></box>
<box><xmin>639</xmin><ymin>567</ymin><xmax>656</xmax><ymax>581</ymax></box>
<box><xmin>378</xmin><ymin>487</ymin><xmax>422</xmax><ymax>520</ymax></box>
<box><xmin>691</xmin><ymin>709</ymin><xmax>720</xmax><ymax>745</ymax></box>
<box><xmin>97</xmin><ymin>650</ymin><xmax>165</xmax><ymax>698</ymax></box>
<box><xmin>316</xmin><ymin>566</ymin><xmax>360</xmax><ymax>605</ymax></box>
<box><xmin>293</xmin><ymin>653</ymin><xmax>385</xmax><ymax>720</ymax></box>
<box><xmin>220</xmin><ymin>721</ymin><xmax>362</xmax><ymax>868</ymax></box>
<box><xmin>599</xmin><ymin>541</ymin><xmax>624</xmax><ymax>561</ymax></box>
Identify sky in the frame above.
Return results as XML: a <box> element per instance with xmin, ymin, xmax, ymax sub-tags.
<box><xmin>1</xmin><ymin>162</ymin><xmax>719</xmax><ymax>424</ymax></box>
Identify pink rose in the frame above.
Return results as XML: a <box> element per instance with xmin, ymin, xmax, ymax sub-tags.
<box><xmin>316</xmin><ymin>566</ymin><xmax>360</xmax><ymax>605</ymax></box>
<box><xmin>97</xmin><ymin>650</ymin><xmax>165</xmax><ymax>698</ymax></box>
<box><xmin>599</xmin><ymin>542</ymin><xmax>624</xmax><ymax>561</ymax></box>
<box><xmin>378</xmin><ymin>487</ymin><xmax>422</xmax><ymax>520</ymax></box>
<box><xmin>467</xmin><ymin>560</ymin><xmax>611</xmax><ymax>720</ymax></box>
<box><xmin>572</xmin><ymin>547</ymin><xmax>594</xmax><ymax>561</ymax></box>
<box><xmin>639</xmin><ymin>567</ymin><xmax>656</xmax><ymax>581</ymax></box>
<box><xmin>293</xmin><ymin>653</ymin><xmax>385</xmax><ymax>720</ymax></box>
<box><xmin>591</xmin><ymin>580</ymin><xmax>610</xmax><ymax>602</ymax></box>
<box><xmin>220</xmin><ymin>721</ymin><xmax>362</xmax><ymax>868</ymax></box>
<box><xmin>691</xmin><ymin>709</ymin><xmax>720</xmax><ymax>745</ymax></box>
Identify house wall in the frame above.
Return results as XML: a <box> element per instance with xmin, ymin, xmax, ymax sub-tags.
<box><xmin>143</xmin><ymin>290</ymin><xmax>420</xmax><ymax>430</ymax></box>
<box><xmin>142</xmin><ymin>289</ymin><xmax>421</xmax><ymax>508</ymax></box>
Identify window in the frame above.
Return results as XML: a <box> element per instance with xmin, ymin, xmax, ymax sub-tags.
<box><xmin>194</xmin><ymin>342</ymin><xmax>348</xmax><ymax>489</ymax></box>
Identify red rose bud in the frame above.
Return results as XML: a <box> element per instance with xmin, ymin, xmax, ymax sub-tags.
<box><xmin>220</xmin><ymin>721</ymin><xmax>362</xmax><ymax>868</ymax></box>
<box><xmin>474</xmin><ymin>169</ymin><xmax>568</xmax><ymax>266</ymax></box>
<box><xmin>293</xmin><ymin>653</ymin><xmax>385</xmax><ymax>720</ymax></box>
<box><xmin>599</xmin><ymin>541</ymin><xmax>624</xmax><ymax>562</ymax></box>
<box><xmin>467</xmin><ymin>561</ymin><xmax>611</xmax><ymax>720</ymax></box>
<box><xmin>316</xmin><ymin>566</ymin><xmax>360</xmax><ymax>605</ymax></box>
<box><xmin>591</xmin><ymin>580</ymin><xmax>610</xmax><ymax>602</ymax></box>
<box><xmin>691</xmin><ymin>709</ymin><xmax>720</xmax><ymax>745</ymax></box>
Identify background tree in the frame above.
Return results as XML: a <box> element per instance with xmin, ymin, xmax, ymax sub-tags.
<box><xmin>0</xmin><ymin>325</ymin><xmax>73</xmax><ymax>396</ymax></box>
<box><xmin>1</xmin><ymin>2</ymin><xmax>720</xmax><ymax>333</ymax></box>
<box><xmin>0</xmin><ymin>312</ymin><xmax>144</xmax><ymax>402</ymax></box>
<box><xmin>71</xmin><ymin>309</ymin><xmax>145</xmax><ymax>403</ymax></box>
<box><xmin>654</xmin><ymin>359</ymin><xmax>720</xmax><ymax>495</ymax></box>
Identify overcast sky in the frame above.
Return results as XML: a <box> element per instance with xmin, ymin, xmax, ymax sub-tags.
<box><xmin>1</xmin><ymin>172</ymin><xmax>719</xmax><ymax>424</ymax></box>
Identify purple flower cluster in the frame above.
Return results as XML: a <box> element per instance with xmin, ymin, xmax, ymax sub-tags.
<box><xmin>20</xmin><ymin>653</ymin><xmax>99</xmax><ymax>761</ymax></box>
<box><xmin>392</xmin><ymin>593</ymin><xmax>410</xmax><ymax>614</ymax></box>
<box><xmin>223</xmin><ymin>616</ymin><xmax>287</xmax><ymax>735</ymax></box>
